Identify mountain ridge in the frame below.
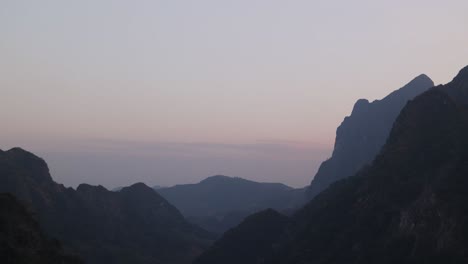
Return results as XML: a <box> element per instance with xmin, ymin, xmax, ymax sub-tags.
<box><xmin>157</xmin><ymin>175</ymin><xmax>300</xmax><ymax>234</ymax></box>
<box><xmin>0</xmin><ymin>148</ymin><xmax>214</xmax><ymax>264</ymax></box>
<box><xmin>195</xmin><ymin>66</ymin><xmax>468</xmax><ymax>264</ymax></box>
<box><xmin>307</xmin><ymin>73</ymin><xmax>434</xmax><ymax>199</ymax></box>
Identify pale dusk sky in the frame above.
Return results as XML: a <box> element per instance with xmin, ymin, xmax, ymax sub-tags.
<box><xmin>1</xmin><ymin>0</ymin><xmax>468</xmax><ymax>188</ymax></box>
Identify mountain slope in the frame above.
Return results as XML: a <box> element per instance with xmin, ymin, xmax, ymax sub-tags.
<box><xmin>194</xmin><ymin>209</ymin><xmax>289</xmax><ymax>264</ymax></box>
<box><xmin>279</xmin><ymin>89</ymin><xmax>468</xmax><ymax>264</ymax></box>
<box><xmin>0</xmin><ymin>193</ymin><xmax>83</xmax><ymax>264</ymax></box>
<box><xmin>157</xmin><ymin>175</ymin><xmax>300</xmax><ymax>233</ymax></box>
<box><xmin>195</xmin><ymin>66</ymin><xmax>468</xmax><ymax>264</ymax></box>
<box><xmin>0</xmin><ymin>149</ymin><xmax>213</xmax><ymax>264</ymax></box>
<box><xmin>307</xmin><ymin>74</ymin><xmax>434</xmax><ymax>199</ymax></box>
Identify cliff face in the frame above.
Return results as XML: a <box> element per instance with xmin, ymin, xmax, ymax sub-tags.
<box><xmin>195</xmin><ymin>66</ymin><xmax>468</xmax><ymax>264</ymax></box>
<box><xmin>307</xmin><ymin>74</ymin><xmax>434</xmax><ymax>199</ymax></box>
<box><xmin>284</xmin><ymin>86</ymin><xmax>468</xmax><ymax>264</ymax></box>
<box><xmin>0</xmin><ymin>148</ymin><xmax>214</xmax><ymax>264</ymax></box>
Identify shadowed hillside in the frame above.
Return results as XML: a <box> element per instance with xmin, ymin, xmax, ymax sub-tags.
<box><xmin>0</xmin><ymin>193</ymin><xmax>83</xmax><ymax>264</ymax></box>
<box><xmin>194</xmin><ymin>209</ymin><xmax>289</xmax><ymax>264</ymax></box>
<box><xmin>0</xmin><ymin>149</ymin><xmax>214</xmax><ymax>264</ymax></box>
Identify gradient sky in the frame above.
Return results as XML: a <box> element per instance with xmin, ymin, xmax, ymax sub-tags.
<box><xmin>1</xmin><ymin>0</ymin><xmax>468</xmax><ymax>188</ymax></box>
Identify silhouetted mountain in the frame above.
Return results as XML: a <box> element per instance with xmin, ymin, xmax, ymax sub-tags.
<box><xmin>195</xmin><ymin>66</ymin><xmax>468</xmax><ymax>264</ymax></box>
<box><xmin>157</xmin><ymin>175</ymin><xmax>301</xmax><ymax>234</ymax></box>
<box><xmin>307</xmin><ymin>74</ymin><xmax>434</xmax><ymax>199</ymax></box>
<box><xmin>0</xmin><ymin>193</ymin><xmax>82</xmax><ymax>264</ymax></box>
<box><xmin>0</xmin><ymin>148</ymin><xmax>214</xmax><ymax>264</ymax></box>
<box><xmin>194</xmin><ymin>209</ymin><xmax>289</xmax><ymax>264</ymax></box>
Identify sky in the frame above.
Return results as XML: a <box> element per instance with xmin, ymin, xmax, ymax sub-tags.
<box><xmin>1</xmin><ymin>0</ymin><xmax>468</xmax><ymax>188</ymax></box>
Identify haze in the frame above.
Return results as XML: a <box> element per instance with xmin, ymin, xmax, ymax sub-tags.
<box><xmin>2</xmin><ymin>0</ymin><xmax>468</xmax><ymax>188</ymax></box>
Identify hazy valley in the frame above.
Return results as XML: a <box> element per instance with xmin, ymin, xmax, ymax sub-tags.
<box><xmin>2</xmin><ymin>2</ymin><xmax>468</xmax><ymax>263</ymax></box>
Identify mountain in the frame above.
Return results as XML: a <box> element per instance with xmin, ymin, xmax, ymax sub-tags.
<box><xmin>157</xmin><ymin>175</ymin><xmax>302</xmax><ymax>234</ymax></box>
<box><xmin>0</xmin><ymin>193</ymin><xmax>83</xmax><ymax>264</ymax></box>
<box><xmin>307</xmin><ymin>74</ymin><xmax>434</xmax><ymax>199</ymax></box>
<box><xmin>194</xmin><ymin>209</ymin><xmax>289</xmax><ymax>264</ymax></box>
<box><xmin>0</xmin><ymin>148</ymin><xmax>214</xmax><ymax>264</ymax></box>
<box><xmin>195</xmin><ymin>65</ymin><xmax>468</xmax><ymax>264</ymax></box>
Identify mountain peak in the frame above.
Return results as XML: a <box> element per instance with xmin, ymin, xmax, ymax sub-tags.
<box><xmin>434</xmin><ymin>65</ymin><xmax>468</xmax><ymax>106</ymax></box>
<box><xmin>6</xmin><ymin>147</ymin><xmax>41</xmax><ymax>159</ymax></box>
<box><xmin>395</xmin><ymin>73</ymin><xmax>434</xmax><ymax>97</ymax></box>
<box><xmin>200</xmin><ymin>175</ymin><xmax>238</xmax><ymax>184</ymax></box>
<box><xmin>393</xmin><ymin>73</ymin><xmax>433</xmax><ymax>94</ymax></box>
<box><xmin>76</xmin><ymin>184</ymin><xmax>108</xmax><ymax>193</ymax></box>
<box><xmin>119</xmin><ymin>183</ymin><xmax>172</xmax><ymax>207</ymax></box>
<box><xmin>308</xmin><ymin>73</ymin><xmax>434</xmax><ymax>199</ymax></box>
<box><xmin>1</xmin><ymin>147</ymin><xmax>53</xmax><ymax>183</ymax></box>
<box><xmin>452</xmin><ymin>65</ymin><xmax>468</xmax><ymax>82</ymax></box>
<box><xmin>412</xmin><ymin>73</ymin><xmax>433</xmax><ymax>84</ymax></box>
<box><xmin>6</xmin><ymin>147</ymin><xmax>28</xmax><ymax>153</ymax></box>
<box><xmin>351</xmin><ymin>99</ymin><xmax>370</xmax><ymax>115</ymax></box>
<box><xmin>120</xmin><ymin>182</ymin><xmax>158</xmax><ymax>197</ymax></box>
<box><xmin>123</xmin><ymin>182</ymin><xmax>153</xmax><ymax>192</ymax></box>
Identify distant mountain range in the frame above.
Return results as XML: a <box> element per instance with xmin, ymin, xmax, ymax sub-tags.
<box><xmin>0</xmin><ymin>148</ymin><xmax>214</xmax><ymax>264</ymax></box>
<box><xmin>112</xmin><ymin>185</ymin><xmax>164</xmax><ymax>192</ymax></box>
<box><xmin>157</xmin><ymin>175</ymin><xmax>304</xmax><ymax>234</ymax></box>
<box><xmin>195</xmin><ymin>66</ymin><xmax>468</xmax><ymax>264</ymax></box>
<box><xmin>156</xmin><ymin>74</ymin><xmax>435</xmax><ymax>236</ymax></box>
<box><xmin>307</xmin><ymin>74</ymin><xmax>434</xmax><ymax>199</ymax></box>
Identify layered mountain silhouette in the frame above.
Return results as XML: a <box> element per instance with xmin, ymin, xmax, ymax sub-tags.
<box><xmin>157</xmin><ymin>175</ymin><xmax>303</xmax><ymax>234</ymax></box>
<box><xmin>0</xmin><ymin>148</ymin><xmax>214</xmax><ymax>264</ymax></box>
<box><xmin>0</xmin><ymin>193</ymin><xmax>83</xmax><ymax>264</ymax></box>
<box><xmin>307</xmin><ymin>74</ymin><xmax>434</xmax><ymax>199</ymax></box>
<box><xmin>195</xmin><ymin>65</ymin><xmax>468</xmax><ymax>264</ymax></box>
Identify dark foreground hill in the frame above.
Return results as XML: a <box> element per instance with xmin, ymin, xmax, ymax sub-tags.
<box><xmin>194</xmin><ymin>209</ymin><xmax>289</xmax><ymax>264</ymax></box>
<box><xmin>195</xmin><ymin>66</ymin><xmax>468</xmax><ymax>264</ymax></box>
<box><xmin>0</xmin><ymin>149</ymin><xmax>214</xmax><ymax>264</ymax></box>
<box><xmin>0</xmin><ymin>193</ymin><xmax>82</xmax><ymax>264</ymax></box>
<box><xmin>307</xmin><ymin>74</ymin><xmax>434</xmax><ymax>199</ymax></box>
<box><xmin>157</xmin><ymin>175</ymin><xmax>303</xmax><ymax>234</ymax></box>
